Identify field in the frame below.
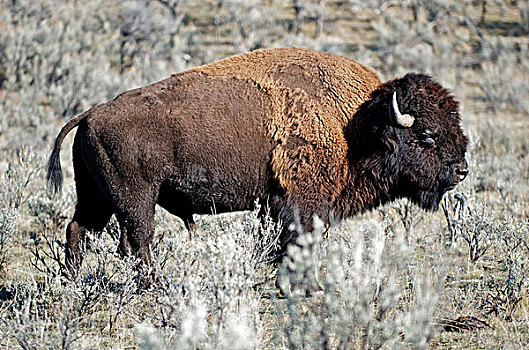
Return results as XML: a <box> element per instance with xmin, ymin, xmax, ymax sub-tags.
<box><xmin>1</xmin><ymin>0</ymin><xmax>528</xmax><ymax>348</ymax></box>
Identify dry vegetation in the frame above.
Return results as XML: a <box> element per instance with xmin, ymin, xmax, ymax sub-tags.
<box><xmin>0</xmin><ymin>0</ymin><xmax>528</xmax><ymax>348</ymax></box>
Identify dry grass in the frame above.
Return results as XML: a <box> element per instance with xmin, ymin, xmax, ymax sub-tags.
<box><xmin>0</xmin><ymin>0</ymin><xmax>528</xmax><ymax>348</ymax></box>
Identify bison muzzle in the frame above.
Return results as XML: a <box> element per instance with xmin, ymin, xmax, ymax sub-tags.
<box><xmin>47</xmin><ymin>48</ymin><xmax>468</xmax><ymax>274</ymax></box>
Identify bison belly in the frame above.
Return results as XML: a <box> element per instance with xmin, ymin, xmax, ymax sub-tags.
<box><xmin>159</xmin><ymin>132</ymin><xmax>274</xmax><ymax>215</ymax></box>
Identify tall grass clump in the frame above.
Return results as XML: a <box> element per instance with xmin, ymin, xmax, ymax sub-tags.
<box><xmin>349</xmin><ymin>1</ymin><xmax>467</xmax><ymax>80</ymax></box>
<box><xmin>275</xmin><ymin>217</ymin><xmax>443</xmax><ymax>349</ymax></box>
<box><xmin>481</xmin><ymin>218</ymin><xmax>529</xmax><ymax>320</ymax></box>
<box><xmin>135</xmin><ymin>204</ymin><xmax>280</xmax><ymax>349</ymax></box>
<box><xmin>214</xmin><ymin>0</ymin><xmax>281</xmax><ymax>53</ymax></box>
<box><xmin>0</xmin><ymin>208</ymin><xmax>17</xmax><ymax>275</ymax></box>
<box><xmin>0</xmin><ymin>147</ymin><xmax>40</xmax><ymax>275</ymax></box>
<box><xmin>476</xmin><ymin>39</ymin><xmax>529</xmax><ymax>114</ymax></box>
<box><xmin>0</xmin><ymin>234</ymin><xmax>142</xmax><ymax>349</ymax></box>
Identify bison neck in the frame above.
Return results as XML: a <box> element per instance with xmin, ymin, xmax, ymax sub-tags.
<box><xmin>335</xmin><ymin>98</ymin><xmax>398</xmax><ymax>219</ymax></box>
<box><xmin>334</xmin><ymin>159</ymin><xmax>394</xmax><ymax>219</ymax></box>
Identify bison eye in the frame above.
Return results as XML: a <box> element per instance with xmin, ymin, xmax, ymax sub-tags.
<box><xmin>419</xmin><ymin>129</ymin><xmax>436</xmax><ymax>148</ymax></box>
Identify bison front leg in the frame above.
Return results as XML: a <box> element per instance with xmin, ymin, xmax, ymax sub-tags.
<box><xmin>265</xmin><ymin>195</ymin><xmax>301</xmax><ymax>263</ymax></box>
<box><xmin>267</xmin><ymin>195</ymin><xmax>329</xmax><ymax>263</ymax></box>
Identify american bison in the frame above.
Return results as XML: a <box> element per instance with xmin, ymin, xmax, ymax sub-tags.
<box><xmin>47</xmin><ymin>48</ymin><xmax>468</xmax><ymax>273</ymax></box>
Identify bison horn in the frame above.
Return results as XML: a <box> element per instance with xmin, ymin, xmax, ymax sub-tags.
<box><xmin>390</xmin><ymin>92</ymin><xmax>415</xmax><ymax>128</ymax></box>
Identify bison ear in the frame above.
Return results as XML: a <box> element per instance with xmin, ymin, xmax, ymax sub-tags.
<box><xmin>389</xmin><ymin>92</ymin><xmax>414</xmax><ymax>128</ymax></box>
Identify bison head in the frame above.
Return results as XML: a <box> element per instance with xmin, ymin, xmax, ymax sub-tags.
<box><xmin>352</xmin><ymin>73</ymin><xmax>469</xmax><ymax>211</ymax></box>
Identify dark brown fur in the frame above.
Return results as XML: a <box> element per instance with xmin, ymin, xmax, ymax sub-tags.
<box><xmin>47</xmin><ymin>48</ymin><xmax>468</xmax><ymax>273</ymax></box>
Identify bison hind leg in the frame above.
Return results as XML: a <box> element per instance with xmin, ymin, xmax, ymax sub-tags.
<box><xmin>66</xmin><ymin>136</ymin><xmax>114</xmax><ymax>277</ymax></box>
<box><xmin>65</xmin><ymin>183</ymin><xmax>113</xmax><ymax>277</ymax></box>
<box><xmin>65</xmin><ymin>204</ymin><xmax>113</xmax><ymax>276</ymax></box>
<box><xmin>112</xmin><ymin>184</ymin><xmax>160</xmax><ymax>269</ymax></box>
<box><xmin>108</xmin><ymin>196</ymin><xmax>158</xmax><ymax>287</ymax></box>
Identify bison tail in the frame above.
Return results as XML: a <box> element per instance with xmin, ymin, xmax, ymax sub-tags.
<box><xmin>47</xmin><ymin>146</ymin><xmax>63</xmax><ymax>195</ymax></box>
<box><xmin>46</xmin><ymin>111</ymin><xmax>91</xmax><ymax>194</ymax></box>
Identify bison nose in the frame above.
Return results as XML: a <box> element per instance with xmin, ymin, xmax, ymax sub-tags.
<box><xmin>454</xmin><ymin>161</ymin><xmax>469</xmax><ymax>182</ymax></box>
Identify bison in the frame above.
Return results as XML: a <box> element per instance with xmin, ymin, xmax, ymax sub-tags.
<box><xmin>47</xmin><ymin>47</ymin><xmax>468</xmax><ymax>274</ymax></box>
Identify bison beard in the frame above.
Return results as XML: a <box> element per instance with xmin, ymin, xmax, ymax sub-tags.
<box><xmin>47</xmin><ymin>48</ymin><xmax>468</xmax><ymax>275</ymax></box>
